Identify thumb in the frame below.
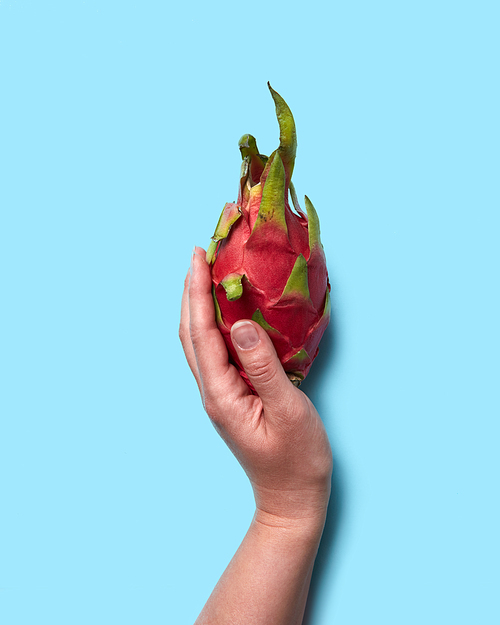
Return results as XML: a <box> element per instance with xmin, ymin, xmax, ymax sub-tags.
<box><xmin>231</xmin><ymin>320</ymin><xmax>294</xmax><ymax>407</ymax></box>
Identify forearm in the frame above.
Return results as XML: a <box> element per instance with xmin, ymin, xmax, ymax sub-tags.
<box><xmin>195</xmin><ymin>509</ymin><xmax>327</xmax><ymax>625</ymax></box>
<box><xmin>183</xmin><ymin>252</ymin><xmax>333</xmax><ymax>624</ymax></box>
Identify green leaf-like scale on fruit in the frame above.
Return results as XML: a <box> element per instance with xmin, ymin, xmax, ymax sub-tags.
<box><xmin>280</xmin><ymin>254</ymin><xmax>311</xmax><ymax>301</ymax></box>
<box><xmin>251</xmin><ymin>309</ymin><xmax>276</xmax><ymax>332</ymax></box>
<box><xmin>322</xmin><ymin>287</ymin><xmax>331</xmax><ymax>319</ymax></box>
<box><xmin>285</xmin><ymin>348</ymin><xmax>310</xmax><ymax>366</ymax></box>
<box><xmin>305</xmin><ymin>195</ymin><xmax>322</xmax><ymax>251</ymax></box>
<box><xmin>212</xmin><ymin>203</ymin><xmax>242</xmax><ymax>243</ymax></box>
<box><xmin>254</xmin><ymin>152</ymin><xmax>287</xmax><ymax>233</ymax></box>
<box><xmin>206</xmin><ymin>239</ymin><xmax>218</xmax><ymax>264</ymax></box>
<box><xmin>221</xmin><ymin>273</ymin><xmax>244</xmax><ymax>301</ymax></box>
<box><xmin>212</xmin><ymin>285</ymin><xmax>225</xmax><ymax>327</ymax></box>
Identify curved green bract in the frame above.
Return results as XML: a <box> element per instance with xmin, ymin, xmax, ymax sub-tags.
<box><xmin>289</xmin><ymin>181</ymin><xmax>306</xmax><ymax>218</ymax></box>
<box><xmin>206</xmin><ymin>239</ymin><xmax>218</xmax><ymax>264</ymax></box>
<box><xmin>280</xmin><ymin>254</ymin><xmax>311</xmax><ymax>301</ymax></box>
<box><xmin>212</xmin><ymin>203</ymin><xmax>242</xmax><ymax>241</ymax></box>
<box><xmin>251</xmin><ymin>308</ymin><xmax>276</xmax><ymax>332</ymax></box>
<box><xmin>255</xmin><ymin>152</ymin><xmax>287</xmax><ymax>232</ymax></box>
<box><xmin>212</xmin><ymin>285</ymin><xmax>225</xmax><ymax>326</ymax></box>
<box><xmin>268</xmin><ymin>82</ymin><xmax>297</xmax><ymax>179</ymax></box>
<box><xmin>239</xmin><ymin>134</ymin><xmax>260</xmax><ymax>159</ymax></box>
<box><xmin>285</xmin><ymin>348</ymin><xmax>310</xmax><ymax>366</ymax></box>
<box><xmin>305</xmin><ymin>195</ymin><xmax>322</xmax><ymax>250</ymax></box>
<box><xmin>322</xmin><ymin>287</ymin><xmax>331</xmax><ymax>319</ymax></box>
<box><xmin>239</xmin><ymin>134</ymin><xmax>268</xmax><ymax>188</ymax></box>
<box><xmin>207</xmin><ymin>203</ymin><xmax>242</xmax><ymax>264</ymax></box>
<box><xmin>221</xmin><ymin>273</ymin><xmax>244</xmax><ymax>301</ymax></box>
<box><xmin>239</xmin><ymin>156</ymin><xmax>250</xmax><ymax>187</ymax></box>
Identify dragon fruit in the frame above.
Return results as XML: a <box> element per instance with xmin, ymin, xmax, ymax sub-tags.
<box><xmin>207</xmin><ymin>83</ymin><xmax>330</xmax><ymax>389</ymax></box>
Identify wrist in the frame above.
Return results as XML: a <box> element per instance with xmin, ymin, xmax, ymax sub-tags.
<box><xmin>253</xmin><ymin>487</ymin><xmax>330</xmax><ymax>541</ymax></box>
<box><xmin>252</xmin><ymin>508</ymin><xmax>327</xmax><ymax>558</ymax></box>
<box><xmin>253</xmin><ymin>482</ymin><xmax>331</xmax><ymax>527</ymax></box>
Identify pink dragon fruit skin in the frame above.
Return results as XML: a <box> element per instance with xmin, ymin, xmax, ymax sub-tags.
<box><xmin>207</xmin><ymin>83</ymin><xmax>330</xmax><ymax>390</ymax></box>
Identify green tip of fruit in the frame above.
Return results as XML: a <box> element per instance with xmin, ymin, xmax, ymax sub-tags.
<box><xmin>239</xmin><ymin>134</ymin><xmax>259</xmax><ymax>159</ymax></box>
<box><xmin>267</xmin><ymin>82</ymin><xmax>297</xmax><ymax>179</ymax></box>
<box><xmin>304</xmin><ymin>195</ymin><xmax>322</xmax><ymax>250</ymax></box>
<box><xmin>239</xmin><ymin>134</ymin><xmax>268</xmax><ymax>187</ymax></box>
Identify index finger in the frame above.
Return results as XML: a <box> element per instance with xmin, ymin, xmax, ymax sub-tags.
<box><xmin>189</xmin><ymin>248</ymin><xmax>244</xmax><ymax>400</ymax></box>
<box><xmin>179</xmin><ymin>266</ymin><xmax>202</xmax><ymax>392</ymax></box>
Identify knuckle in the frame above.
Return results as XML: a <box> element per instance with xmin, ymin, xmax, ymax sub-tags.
<box><xmin>188</xmin><ymin>324</ymin><xmax>205</xmax><ymax>349</ymax></box>
<box><xmin>247</xmin><ymin>358</ymin><xmax>279</xmax><ymax>387</ymax></box>
<box><xmin>202</xmin><ymin>395</ymin><xmax>218</xmax><ymax>420</ymax></box>
<box><xmin>202</xmin><ymin>393</ymin><xmax>224</xmax><ymax>425</ymax></box>
<box><xmin>201</xmin><ymin>377</ymin><xmax>232</xmax><ymax>425</ymax></box>
<box><xmin>178</xmin><ymin>321</ymin><xmax>190</xmax><ymax>350</ymax></box>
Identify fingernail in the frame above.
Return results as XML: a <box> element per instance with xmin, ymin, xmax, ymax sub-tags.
<box><xmin>232</xmin><ymin>321</ymin><xmax>259</xmax><ymax>350</ymax></box>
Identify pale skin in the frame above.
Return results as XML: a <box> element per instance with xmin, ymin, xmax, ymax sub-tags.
<box><xmin>179</xmin><ymin>247</ymin><xmax>333</xmax><ymax>625</ymax></box>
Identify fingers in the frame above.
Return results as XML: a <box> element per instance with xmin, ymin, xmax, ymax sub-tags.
<box><xmin>230</xmin><ymin>320</ymin><xmax>298</xmax><ymax>418</ymax></box>
<box><xmin>179</xmin><ymin>264</ymin><xmax>202</xmax><ymax>391</ymax></box>
<box><xmin>188</xmin><ymin>248</ymin><xmax>239</xmax><ymax>399</ymax></box>
<box><xmin>180</xmin><ymin>246</ymin><xmax>251</xmax><ymax>424</ymax></box>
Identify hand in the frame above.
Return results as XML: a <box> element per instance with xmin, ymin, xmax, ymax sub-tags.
<box><xmin>179</xmin><ymin>247</ymin><xmax>333</xmax><ymax>526</ymax></box>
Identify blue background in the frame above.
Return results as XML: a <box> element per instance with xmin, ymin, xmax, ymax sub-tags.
<box><xmin>1</xmin><ymin>1</ymin><xmax>499</xmax><ymax>623</ymax></box>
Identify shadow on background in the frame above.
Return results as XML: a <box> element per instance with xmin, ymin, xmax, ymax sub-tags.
<box><xmin>301</xmin><ymin>307</ymin><xmax>345</xmax><ymax>624</ymax></box>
